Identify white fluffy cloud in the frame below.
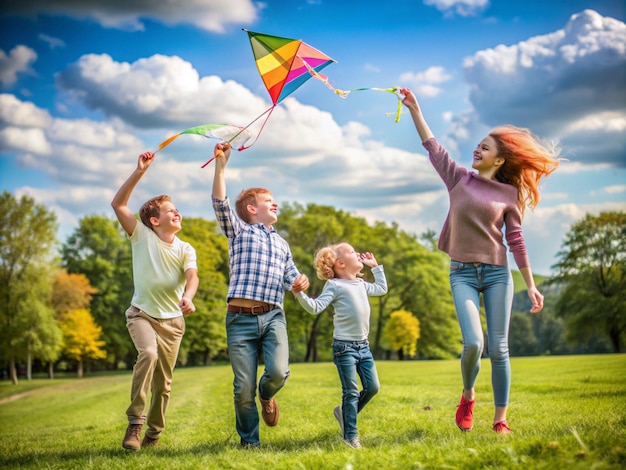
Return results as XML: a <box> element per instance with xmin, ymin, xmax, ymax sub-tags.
<box><xmin>464</xmin><ymin>12</ymin><xmax>626</xmax><ymax>127</ymax></box>
<box><xmin>0</xmin><ymin>45</ymin><xmax>37</xmax><ymax>86</ymax></box>
<box><xmin>56</xmin><ymin>53</ymin><xmax>267</xmax><ymax>129</ymax></box>
<box><xmin>458</xmin><ymin>10</ymin><xmax>626</xmax><ymax>166</ymax></box>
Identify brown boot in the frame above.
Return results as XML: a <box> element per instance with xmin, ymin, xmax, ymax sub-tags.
<box><xmin>122</xmin><ymin>423</ymin><xmax>143</xmax><ymax>450</ymax></box>
<box><xmin>259</xmin><ymin>396</ymin><xmax>279</xmax><ymax>426</ymax></box>
<box><xmin>141</xmin><ymin>434</ymin><xmax>159</xmax><ymax>448</ymax></box>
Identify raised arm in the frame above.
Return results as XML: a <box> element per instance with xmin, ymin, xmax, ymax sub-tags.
<box><xmin>111</xmin><ymin>151</ymin><xmax>155</xmax><ymax>236</ymax></box>
<box><xmin>399</xmin><ymin>87</ymin><xmax>434</xmax><ymax>143</ymax></box>
<box><xmin>212</xmin><ymin>142</ymin><xmax>232</xmax><ymax>200</ymax></box>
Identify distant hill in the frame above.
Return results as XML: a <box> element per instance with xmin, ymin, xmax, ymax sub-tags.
<box><xmin>511</xmin><ymin>270</ymin><xmax>548</xmax><ymax>293</ymax></box>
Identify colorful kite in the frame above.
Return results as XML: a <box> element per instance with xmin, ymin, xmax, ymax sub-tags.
<box><xmin>239</xmin><ymin>29</ymin><xmax>337</xmax><ymax>148</ymax></box>
<box><xmin>156</xmin><ymin>30</ymin><xmax>405</xmax><ymax>167</ymax></box>
<box><xmin>156</xmin><ymin>124</ymin><xmax>252</xmax><ymax>167</ymax></box>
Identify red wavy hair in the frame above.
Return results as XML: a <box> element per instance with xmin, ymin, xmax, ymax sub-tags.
<box><xmin>489</xmin><ymin>125</ymin><xmax>560</xmax><ymax>215</ymax></box>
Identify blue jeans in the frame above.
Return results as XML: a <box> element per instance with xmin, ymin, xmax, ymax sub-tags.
<box><xmin>449</xmin><ymin>261</ymin><xmax>513</xmax><ymax>407</ymax></box>
<box><xmin>333</xmin><ymin>339</ymin><xmax>380</xmax><ymax>440</ymax></box>
<box><xmin>226</xmin><ymin>308</ymin><xmax>290</xmax><ymax>446</ymax></box>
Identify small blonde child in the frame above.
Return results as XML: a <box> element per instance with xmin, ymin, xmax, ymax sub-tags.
<box><xmin>292</xmin><ymin>242</ymin><xmax>387</xmax><ymax>449</ymax></box>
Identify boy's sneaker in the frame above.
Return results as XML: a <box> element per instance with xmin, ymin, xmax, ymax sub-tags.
<box><xmin>241</xmin><ymin>440</ymin><xmax>261</xmax><ymax>449</ymax></box>
<box><xmin>259</xmin><ymin>396</ymin><xmax>279</xmax><ymax>426</ymax></box>
<box><xmin>122</xmin><ymin>424</ymin><xmax>143</xmax><ymax>450</ymax></box>
<box><xmin>493</xmin><ymin>420</ymin><xmax>512</xmax><ymax>434</ymax></box>
<box><xmin>141</xmin><ymin>434</ymin><xmax>159</xmax><ymax>448</ymax></box>
<box><xmin>343</xmin><ymin>437</ymin><xmax>362</xmax><ymax>449</ymax></box>
<box><xmin>333</xmin><ymin>405</ymin><xmax>344</xmax><ymax>436</ymax></box>
<box><xmin>455</xmin><ymin>395</ymin><xmax>475</xmax><ymax>431</ymax></box>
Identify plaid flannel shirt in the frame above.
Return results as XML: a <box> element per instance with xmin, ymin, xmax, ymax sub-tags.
<box><xmin>212</xmin><ymin>197</ymin><xmax>299</xmax><ymax>309</ymax></box>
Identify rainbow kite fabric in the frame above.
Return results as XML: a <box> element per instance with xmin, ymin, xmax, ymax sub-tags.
<box><xmin>246</xmin><ymin>29</ymin><xmax>336</xmax><ymax>106</ymax></box>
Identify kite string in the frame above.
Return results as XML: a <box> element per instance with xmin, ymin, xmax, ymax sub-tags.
<box><xmin>200</xmin><ymin>105</ymin><xmax>276</xmax><ymax>168</ymax></box>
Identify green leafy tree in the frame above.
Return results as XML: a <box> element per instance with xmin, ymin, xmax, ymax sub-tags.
<box><xmin>61</xmin><ymin>215</ymin><xmax>133</xmax><ymax>368</ymax></box>
<box><xmin>509</xmin><ymin>313</ymin><xmax>539</xmax><ymax>356</ymax></box>
<box><xmin>176</xmin><ymin>218</ymin><xmax>229</xmax><ymax>365</ymax></box>
<box><xmin>59</xmin><ymin>308</ymin><xmax>106</xmax><ymax>377</ymax></box>
<box><xmin>0</xmin><ymin>191</ymin><xmax>59</xmax><ymax>384</ymax></box>
<box><xmin>551</xmin><ymin>211</ymin><xmax>626</xmax><ymax>353</ymax></box>
<box><xmin>383</xmin><ymin>309</ymin><xmax>421</xmax><ymax>359</ymax></box>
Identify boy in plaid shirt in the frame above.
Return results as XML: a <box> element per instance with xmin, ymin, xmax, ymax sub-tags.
<box><xmin>211</xmin><ymin>142</ymin><xmax>309</xmax><ymax>448</ymax></box>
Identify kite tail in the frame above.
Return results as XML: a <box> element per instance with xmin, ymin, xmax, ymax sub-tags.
<box><xmin>299</xmin><ymin>56</ymin><xmax>343</xmax><ymax>95</ymax></box>
<box><xmin>156</xmin><ymin>133</ymin><xmax>182</xmax><ymax>153</ymax></box>
<box><xmin>200</xmin><ymin>106</ymin><xmax>275</xmax><ymax>168</ymax></box>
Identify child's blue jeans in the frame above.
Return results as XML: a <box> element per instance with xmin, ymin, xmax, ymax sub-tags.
<box><xmin>333</xmin><ymin>339</ymin><xmax>380</xmax><ymax>440</ymax></box>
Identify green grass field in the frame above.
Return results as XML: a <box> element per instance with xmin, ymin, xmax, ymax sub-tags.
<box><xmin>1</xmin><ymin>355</ymin><xmax>624</xmax><ymax>469</ymax></box>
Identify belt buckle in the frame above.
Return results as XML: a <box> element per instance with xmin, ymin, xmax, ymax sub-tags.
<box><xmin>249</xmin><ymin>305</ymin><xmax>262</xmax><ymax>315</ymax></box>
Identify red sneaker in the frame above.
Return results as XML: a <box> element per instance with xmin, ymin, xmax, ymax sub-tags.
<box><xmin>455</xmin><ymin>395</ymin><xmax>475</xmax><ymax>431</ymax></box>
<box><xmin>493</xmin><ymin>420</ymin><xmax>512</xmax><ymax>434</ymax></box>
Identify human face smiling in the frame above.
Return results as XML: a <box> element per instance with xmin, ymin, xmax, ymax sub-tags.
<box><xmin>471</xmin><ymin>135</ymin><xmax>504</xmax><ymax>177</ymax></box>
<box><xmin>156</xmin><ymin>201</ymin><xmax>182</xmax><ymax>232</ymax></box>
<box><xmin>253</xmin><ymin>192</ymin><xmax>278</xmax><ymax>227</ymax></box>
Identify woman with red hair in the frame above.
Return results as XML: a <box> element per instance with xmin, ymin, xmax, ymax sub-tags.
<box><xmin>400</xmin><ymin>87</ymin><xmax>560</xmax><ymax>434</ymax></box>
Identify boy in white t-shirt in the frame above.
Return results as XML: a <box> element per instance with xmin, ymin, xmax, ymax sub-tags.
<box><xmin>112</xmin><ymin>151</ymin><xmax>199</xmax><ymax>450</ymax></box>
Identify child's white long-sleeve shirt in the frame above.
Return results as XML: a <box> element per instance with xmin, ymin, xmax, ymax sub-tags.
<box><xmin>295</xmin><ymin>265</ymin><xmax>387</xmax><ymax>341</ymax></box>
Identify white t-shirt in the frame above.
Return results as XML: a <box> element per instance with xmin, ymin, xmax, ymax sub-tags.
<box><xmin>129</xmin><ymin>222</ymin><xmax>197</xmax><ymax>319</ymax></box>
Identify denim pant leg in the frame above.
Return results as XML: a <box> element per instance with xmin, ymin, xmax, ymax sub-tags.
<box><xmin>334</xmin><ymin>340</ymin><xmax>379</xmax><ymax>440</ymax></box>
<box><xmin>482</xmin><ymin>266</ymin><xmax>513</xmax><ymax>407</ymax></box>
<box><xmin>450</xmin><ymin>261</ymin><xmax>513</xmax><ymax>406</ymax></box>
<box><xmin>226</xmin><ymin>312</ymin><xmax>261</xmax><ymax>445</ymax></box>
<box><xmin>356</xmin><ymin>344</ymin><xmax>380</xmax><ymax>414</ymax></box>
<box><xmin>450</xmin><ymin>263</ymin><xmax>484</xmax><ymax>392</ymax></box>
<box><xmin>258</xmin><ymin>309</ymin><xmax>290</xmax><ymax>401</ymax></box>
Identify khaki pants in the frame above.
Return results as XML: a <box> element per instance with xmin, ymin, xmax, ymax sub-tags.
<box><xmin>125</xmin><ymin>306</ymin><xmax>185</xmax><ymax>439</ymax></box>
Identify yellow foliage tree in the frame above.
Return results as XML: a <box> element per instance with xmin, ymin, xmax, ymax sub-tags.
<box><xmin>59</xmin><ymin>308</ymin><xmax>106</xmax><ymax>377</ymax></box>
<box><xmin>51</xmin><ymin>271</ymin><xmax>97</xmax><ymax>315</ymax></box>
<box><xmin>383</xmin><ymin>309</ymin><xmax>421</xmax><ymax>359</ymax></box>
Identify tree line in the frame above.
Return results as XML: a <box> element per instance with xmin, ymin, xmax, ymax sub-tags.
<box><xmin>1</xmin><ymin>190</ymin><xmax>624</xmax><ymax>384</ymax></box>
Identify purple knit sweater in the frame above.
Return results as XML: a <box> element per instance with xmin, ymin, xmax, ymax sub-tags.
<box><xmin>424</xmin><ymin>137</ymin><xmax>530</xmax><ymax>268</ymax></box>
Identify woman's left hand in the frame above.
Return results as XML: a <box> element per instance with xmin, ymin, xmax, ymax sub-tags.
<box><xmin>527</xmin><ymin>287</ymin><xmax>544</xmax><ymax>313</ymax></box>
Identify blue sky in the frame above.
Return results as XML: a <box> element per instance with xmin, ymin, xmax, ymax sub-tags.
<box><xmin>1</xmin><ymin>0</ymin><xmax>624</xmax><ymax>275</ymax></box>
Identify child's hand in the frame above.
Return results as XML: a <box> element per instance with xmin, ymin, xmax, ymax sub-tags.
<box><xmin>137</xmin><ymin>151</ymin><xmax>155</xmax><ymax>172</ymax></box>
<box><xmin>179</xmin><ymin>296</ymin><xmax>196</xmax><ymax>316</ymax></box>
<box><xmin>359</xmin><ymin>252</ymin><xmax>378</xmax><ymax>267</ymax></box>
<box><xmin>291</xmin><ymin>273</ymin><xmax>309</xmax><ymax>295</ymax></box>
<box><xmin>214</xmin><ymin>142</ymin><xmax>231</xmax><ymax>163</ymax></box>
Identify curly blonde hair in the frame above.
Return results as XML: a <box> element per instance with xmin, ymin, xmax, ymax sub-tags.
<box><xmin>313</xmin><ymin>243</ymin><xmax>364</xmax><ymax>280</ymax></box>
<box><xmin>489</xmin><ymin>125</ymin><xmax>561</xmax><ymax>215</ymax></box>
<box><xmin>313</xmin><ymin>244</ymin><xmax>340</xmax><ymax>280</ymax></box>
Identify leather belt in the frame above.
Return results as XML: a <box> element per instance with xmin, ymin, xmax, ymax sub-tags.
<box><xmin>227</xmin><ymin>303</ymin><xmax>273</xmax><ymax>315</ymax></box>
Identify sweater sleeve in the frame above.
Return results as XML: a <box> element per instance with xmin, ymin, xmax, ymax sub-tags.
<box><xmin>504</xmin><ymin>207</ymin><xmax>530</xmax><ymax>268</ymax></box>
<box><xmin>423</xmin><ymin>137</ymin><xmax>467</xmax><ymax>191</ymax></box>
